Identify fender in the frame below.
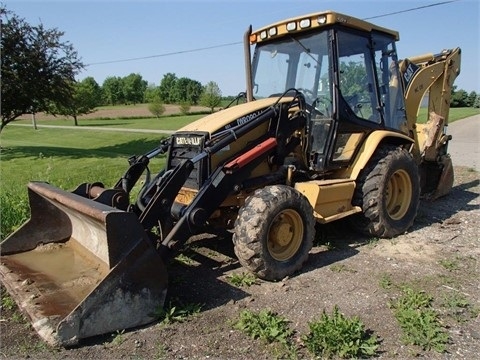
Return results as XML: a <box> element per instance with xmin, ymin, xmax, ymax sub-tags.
<box><xmin>337</xmin><ymin>130</ymin><xmax>414</xmax><ymax>180</ymax></box>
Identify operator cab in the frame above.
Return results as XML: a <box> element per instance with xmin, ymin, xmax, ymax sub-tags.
<box><xmin>249</xmin><ymin>11</ymin><xmax>407</xmax><ymax>172</ymax></box>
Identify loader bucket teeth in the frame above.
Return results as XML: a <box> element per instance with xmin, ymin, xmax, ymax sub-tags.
<box><xmin>0</xmin><ymin>182</ymin><xmax>168</xmax><ymax>346</ymax></box>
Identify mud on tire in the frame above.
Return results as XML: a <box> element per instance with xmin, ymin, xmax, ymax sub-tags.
<box><xmin>232</xmin><ymin>185</ymin><xmax>315</xmax><ymax>281</ymax></box>
<box><xmin>350</xmin><ymin>145</ymin><xmax>420</xmax><ymax>238</ymax></box>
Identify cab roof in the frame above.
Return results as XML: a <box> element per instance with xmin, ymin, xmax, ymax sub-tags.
<box><xmin>250</xmin><ymin>10</ymin><xmax>399</xmax><ymax>44</ymax></box>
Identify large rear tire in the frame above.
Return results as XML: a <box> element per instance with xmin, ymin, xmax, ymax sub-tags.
<box><xmin>233</xmin><ymin>185</ymin><xmax>315</xmax><ymax>281</ymax></box>
<box><xmin>351</xmin><ymin>145</ymin><xmax>420</xmax><ymax>238</ymax></box>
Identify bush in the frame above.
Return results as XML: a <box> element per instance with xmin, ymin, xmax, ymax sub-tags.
<box><xmin>148</xmin><ymin>101</ymin><xmax>165</xmax><ymax>118</ymax></box>
<box><xmin>179</xmin><ymin>102</ymin><xmax>191</xmax><ymax>115</ymax></box>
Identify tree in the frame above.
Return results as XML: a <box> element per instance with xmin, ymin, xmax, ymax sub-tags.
<box><xmin>52</xmin><ymin>77</ymin><xmax>101</xmax><ymax>125</ymax></box>
<box><xmin>102</xmin><ymin>76</ymin><xmax>124</xmax><ymax>105</ymax></box>
<box><xmin>123</xmin><ymin>73</ymin><xmax>147</xmax><ymax>105</ymax></box>
<box><xmin>474</xmin><ymin>95</ymin><xmax>480</xmax><ymax>109</ymax></box>
<box><xmin>467</xmin><ymin>91</ymin><xmax>478</xmax><ymax>108</ymax></box>
<box><xmin>158</xmin><ymin>73</ymin><xmax>178</xmax><ymax>103</ymax></box>
<box><xmin>185</xmin><ymin>79</ymin><xmax>203</xmax><ymax>105</ymax></box>
<box><xmin>144</xmin><ymin>82</ymin><xmax>161</xmax><ymax>103</ymax></box>
<box><xmin>200</xmin><ymin>81</ymin><xmax>222</xmax><ymax>113</ymax></box>
<box><xmin>173</xmin><ymin>77</ymin><xmax>203</xmax><ymax>105</ymax></box>
<box><xmin>451</xmin><ymin>88</ymin><xmax>469</xmax><ymax>108</ymax></box>
<box><xmin>0</xmin><ymin>5</ymin><xmax>84</xmax><ymax>134</ymax></box>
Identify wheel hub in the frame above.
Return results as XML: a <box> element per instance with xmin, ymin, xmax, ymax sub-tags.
<box><xmin>386</xmin><ymin>169</ymin><xmax>412</xmax><ymax>220</ymax></box>
<box><xmin>268</xmin><ymin>210</ymin><xmax>304</xmax><ymax>261</ymax></box>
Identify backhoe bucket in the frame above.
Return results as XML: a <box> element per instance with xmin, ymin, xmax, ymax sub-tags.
<box><xmin>0</xmin><ymin>182</ymin><xmax>168</xmax><ymax>346</ymax></box>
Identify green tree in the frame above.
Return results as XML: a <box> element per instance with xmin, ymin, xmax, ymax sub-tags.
<box><xmin>52</xmin><ymin>77</ymin><xmax>101</xmax><ymax>125</ymax></box>
<box><xmin>158</xmin><ymin>73</ymin><xmax>178</xmax><ymax>103</ymax></box>
<box><xmin>474</xmin><ymin>95</ymin><xmax>480</xmax><ymax>109</ymax></box>
<box><xmin>467</xmin><ymin>91</ymin><xmax>477</xmax><ymax>108</ymax></box>
<box><xmin>451</xmin><ymin>88</ymin><xmax>469</xmax><ymax>107</ymax></box>
<box><xmin>339</xmin><ymin>61</ymin><xmax>367</xmax><ymax>98</ymax></box>
<box><xmin>102</xmin><ymin>76</ymin><xmax>124</xmax><ymax>105</ymax></box>
<box><xmin>173</xmin><ymin>77</ymin><xmax>203</xmax><ymax>105</ymax></box>
<box><xmin>200</xmin><ymin>81</ymin><xmax>222</xmax><ymax>112</ymax></box>
<box><xmin>144</xmin><ymin>82</ymin><xmax>161</xmax><ymax>103</ymax></box>
<box><xmin>0</xmin><ymin>5</ymin><xmax>84</xmax><ymax>134</ymax></box>
<box><xmin>123</xmin><ymin>73</ymin><xmax>147</xmax><ymax>105</ymax></box>
<box><xmin>148</xmin><ymin>98</ymin><xmax>165</xmax><ymax>118</ymax></box>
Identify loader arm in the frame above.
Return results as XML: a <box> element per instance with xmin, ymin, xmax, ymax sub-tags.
<box><xmin>137</xmin><ymin>105</ymin><xmax>282</xmax><ymax>257</ymax></box>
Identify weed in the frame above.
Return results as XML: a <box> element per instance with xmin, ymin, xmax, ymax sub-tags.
<box><xmin>330</xmin><ymin>264</ymin><xmax>356</xmax><ymax>273</ymax></box>
<box><xmin>174</xmin><ymin>253</ymin><xmax>197</xmax><ymax>266</ymax></box>
<box><xmin>302</xmin><ymin>305</ymin><xmax>379</xmax><ymax>359</ymax></box>
<box><xmin>367</xmin><ymin>237</ymin><xmax>379</xmax><ymax>247</ymax></box>
<box><xmin>226</xmin><ymin>272</ymin><xmax>257</xmax><ymax>287</ymax></box>
<box><xmin>439</xmin><ymin>258</ymin><xmax>460</xmax><ymax>271</ymax></box>
<box><xmin>441</xmin><ymin>291</ymin><xmax>478</xmax><ymax>323</ymax></box>
<box><xmin>154</xmin><ymin>300</ymin><xmax>202</xmax><ymax>324</ymax></box>
<box><xmin>154</xmin><ymin>343</ymin><xmax>169</xmax><ymax>359</ymax></box>
<box><xmin>379</xmin><ymin>273</ymin><xmax>394</xmax><ymax>290</ymax></box>
<box><xmin>110</xmin><ymin>329</ymin><xmax>125</xmax><ymax>346</ymax></box>
<box><xmin>1</xmin><ymin>292</ymin><xmax>16</xmax><ymax>311</ymax></box>
<box><xmin>389</xmin><ymin>287</ymin><xmax>448</xmax><ymax>352</ymax></box>
<box><xmin>324</xmin><ymin>241</ymin><xmax>336</xmax><ymax>250</ymax></box>
<box><xmin>234</xmin><ymin>309</ymin><xmax>293</xmax><ymax>345</ymax></box>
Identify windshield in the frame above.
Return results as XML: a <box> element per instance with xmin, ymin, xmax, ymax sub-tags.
<box><xmin>251</xmin><ymin>31</ymin><xmax>331</xmax><ymax>114</ymax></box>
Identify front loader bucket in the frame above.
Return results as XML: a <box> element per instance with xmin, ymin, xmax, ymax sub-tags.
<box><xmin>0</xmin><ymin>182</ymin><xmax>168</xmax><ymax>347</ymax></box>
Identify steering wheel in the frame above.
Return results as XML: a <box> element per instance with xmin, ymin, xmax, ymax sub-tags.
<box><xmin>297</xmin><ymin>89</ymin><xmax>331</xmax><ymax>117</ymax></box>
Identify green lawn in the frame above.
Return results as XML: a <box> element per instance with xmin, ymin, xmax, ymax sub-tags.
<box><xmin>14</xmin><ymin>113</ymin><xmax>205</xmax><ymax>130</ymax></box>
<box><xmin>0</xmin><ymin>126</ymin><xmax>168</xmax><ymax>239</ymax></box>
<box><xmin>417</xmin><ymin>107</ymin><xmax>479</xmax><ymax>123</ymax></box>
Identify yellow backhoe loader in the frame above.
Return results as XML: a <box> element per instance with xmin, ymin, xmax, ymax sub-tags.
<box><xmin>0</xmin><ymin>10</ymin><xmax>461</xmax><ymax>346</ymax></box>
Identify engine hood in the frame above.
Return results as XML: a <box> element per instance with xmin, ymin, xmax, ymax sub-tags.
<box><xmin>178</xmin><ymin>97</ymin><xmax>294</xmax><ymax>135</ymax></box>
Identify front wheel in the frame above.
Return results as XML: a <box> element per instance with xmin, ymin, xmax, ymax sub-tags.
<box><xmin>233</xmin><ymin>185</ymin><xmax>315</xmax><ymax>281</ymax></box>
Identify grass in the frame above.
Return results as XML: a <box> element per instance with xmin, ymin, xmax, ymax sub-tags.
<box><xmin>416</xmin><ymin>107</ymin><xmax>479</xmax><ymax>123</ymax></box>
<box><xmin>13</xmin><ymin>113</ymin><xmax>205</xmax><ymax>131</ymax></box>
<box><xmin>0</xmin><ymin>126</ymin><xmax>168</xmax><ymax>240</ymax></box>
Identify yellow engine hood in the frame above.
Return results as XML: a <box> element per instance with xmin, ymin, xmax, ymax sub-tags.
<box><xmin>179</xmin><ymin>97</ymin><xmax>293</xmax><ymax>134</ymax></box>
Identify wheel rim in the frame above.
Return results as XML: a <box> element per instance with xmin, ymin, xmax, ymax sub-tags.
<box><xmin>385</xmin><ymin>169</ymin><xmax>412</xmax><ymax>220</ymax></box>
<box><xmin>268</xmin><ymin>209</ymin><xmax>304</xmax><ymax>261</ymax></box>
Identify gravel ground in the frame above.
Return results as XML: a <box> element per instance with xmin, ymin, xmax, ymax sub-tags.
<box><xmin>1</xmin><ymin>117</ymin><xmax>479</xmax><ymax>360</ymax></box>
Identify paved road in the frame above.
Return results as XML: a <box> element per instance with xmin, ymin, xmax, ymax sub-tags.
<box><xmin>11</xmin><ymin>123</ymin><xmax>175</xmax><ymax>134</ymax></box>
<box><xmin>447</xmin><ymin>114</ymin><xmax>480</xmax><ymax>172</ymax></box>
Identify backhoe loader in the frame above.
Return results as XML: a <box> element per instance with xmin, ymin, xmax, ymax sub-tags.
<box><xmin>0</xmin><ymin>10</ymin><xmax>461</xmax><ymax>346</ymax></box>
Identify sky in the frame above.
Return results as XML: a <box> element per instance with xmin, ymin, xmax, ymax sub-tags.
<box><xmin>4</xmin><ymin>0</ymin><xmax>480</xmax><ymax>96</ymax></box>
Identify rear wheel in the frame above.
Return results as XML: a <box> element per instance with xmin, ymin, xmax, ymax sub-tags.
<box><xmin>351</xmin><ymin>145</ymin><xmax>420</xmax><ymax>238</ymax></box>
<box><xmin>233</xmin><ymin>185</ymin><xmax>315</xmax><ymax>281</ymax></box>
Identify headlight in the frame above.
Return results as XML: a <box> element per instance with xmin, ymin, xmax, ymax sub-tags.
<box><xmin>299</xmin><ymin>18</ymin><xmax>311</xmax><ymax>29</ymax></box>
<box><xmin>317</xmin><ymin>15</ymin><xmax>327</xmax><ymax>24</ymax></box>
<box><xmin>286</xmin><ymin>22</ymin><xmax>297</xmax><ymax>31</ymax></box>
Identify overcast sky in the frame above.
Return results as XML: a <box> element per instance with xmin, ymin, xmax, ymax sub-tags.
<box><xmin>5</xmin><ymin>0</ymin><xmax>480</xmax><ymax>96</ymax></box>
